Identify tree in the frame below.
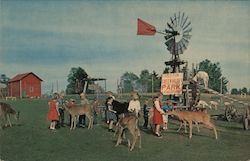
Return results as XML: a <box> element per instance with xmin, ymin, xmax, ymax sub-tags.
<box><xmin>231</xmin><ymin>88</ymin><xmax>238</xmax><ymax>95</ymax></box>
<box><xmin>0</xmin><ymin>74</ymin><xmax>10</xmax><ymax>84</ymax></box>
<box><xmin>137</xmin><ymin>70</ymin><xmax>151</xmax><ymax>92</ymax></box>
<box><xmin>199</xmin><ymin>59</ymin><xmax>228</xmax><ymax>93</ymax></box>
<box><xmin>241</xmin><ymin>87</ymin><xmax>248</xmax><ymax>95</ymax></box>
<box><xmin>121</xmin><ymin>72</ymin><xmax>139</xmax><ymax>93</ymax></box>
<box><xmin>66</xmin><ymin>67</ymin><xmax>88</xmax><ymax>94</ymax></box>
<box><xmin>121</xmin><ymin>70</ymin><xmax>161</xmax><ymax>93</ymax></box>
<box><xmin>150</xmin><ymin>71</ymin><xmax>161</xmax><ymax>93</ymax></box>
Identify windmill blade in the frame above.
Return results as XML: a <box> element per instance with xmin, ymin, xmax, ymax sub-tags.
<box><xmin>180</xmin><ymin>12</ymin><xmax>185</xmax><ymax>28</ymax></box>
<box><xmin>181</xmin><ymin>15</ymin><xmax>188</xmax><ymax>28</ymax></box>
<box><xmin>183</xmin><ymin>34</ymin><xmax>192</xmax><ymax>40</ymax></box>
<box><xmin>167</xmin><ymin>23</ymin><xmax>174</xmax><ymax>31</ymax></box>
<box><xmin>165</xmin><ymin>40</ymin><xmax>174</xmax><ymax>48</ymax></box>
<box><xmin>177</xmin><ymin>12</ymin><xmax>180</xmax><ymax>26</ymax></box>
<box><xmin>183</xmin><ymin>21</ymin><xmax>191</xmax><ymax>31</ymax></box>
<box><xmin>170</xmin><ymin>16</ymin><xmax>175</xmax><ymax>26</ymax></box>
<box><xmin>183</xmin><ymin>28</ymin><xmax>192</xmax><ymax>34</ymax></box>
<box><xmin>180</xmin><ymin>40</ymin><xmax>187</xmax><ymax>50</ymax></box>
<box><xmin>165</xmin><ymin>29</ymin><xmax>174</xmax><ymax>34</ymax></box>
<box><xmin>164</xmin><ymin>35</ymin><xmax>174</xmax><ymax>43</ymax></box>
<box><xmin>178</xmin><ymin>43</ymin><xmax>183</xmax><ymax>54</ymax></box>
<box><xmin>174</xmin><ymin>13</ymin><xmax>177</xmax><ymax>27</ymax></box>
<box><xmin>183</xmin><ymin>36</ymin><xmax>191</xmax><ymax>43</ymax></box>
<box><xmin>182</xmin><ymin>37</ymin><xmax>190</xmax><ymax>46</ymax></box>
<box><xmin>178</xmin><ymin>41</ymin><xmax>184</xmax><ymax>54</ymax></box>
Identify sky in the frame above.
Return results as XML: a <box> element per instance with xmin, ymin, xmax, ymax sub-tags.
<box><xmin>0</xmin><ymin>0</ymin><xmax>249</xmax><ymax>94</ymax></box>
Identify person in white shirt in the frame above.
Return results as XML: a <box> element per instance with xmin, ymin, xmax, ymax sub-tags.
<box><xmin>128</xmin><ymin>92</ymin><xmax>141</xmax><ymax>117</ymax></box>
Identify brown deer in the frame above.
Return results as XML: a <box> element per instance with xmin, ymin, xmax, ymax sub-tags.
<box><xmin>115</xmin><ymin>114</ymin><xmax>141</xmax><ymax>151</ymax></box>
<box><xmin>64</xmin><ymin>100</ymin><xmax>93</xmax><ymax>130</ymax></box>
<box><xmin>167</xmin><ymin>110</ymin><xmax>218</xmax><ymax>139</ymax></box>
<box><xmin>0</xmin><ymin>102</ymin><xmax>20</xmax><ymax>128</ymax></box>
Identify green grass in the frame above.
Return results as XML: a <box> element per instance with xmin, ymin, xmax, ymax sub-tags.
<box><xmin>0</xmin><ymin>98</ymin><xmax>250</xmax><ymax>161</ymax></box>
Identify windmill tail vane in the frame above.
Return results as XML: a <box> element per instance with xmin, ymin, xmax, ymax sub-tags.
<box><xmin>137</xmin><ymin>18</ymin><xmax>167</xmax><ymax>36</ymax></box>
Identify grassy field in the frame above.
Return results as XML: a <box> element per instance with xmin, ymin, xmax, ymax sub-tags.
<box><xmin>0</xmin><ymin>96</ymin><xmax>250</xmax><ymax>161</ymax></box>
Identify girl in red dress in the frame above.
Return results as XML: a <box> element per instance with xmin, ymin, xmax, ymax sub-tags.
<box><xmin>47</xmin><ymin>94</ymin><xmax>59</xmax><ymax>130</ymax></box>
<box><xmin>153</xmin><ymin>93</ymin><xmax>165</xmax><ymax>137</ymax></box>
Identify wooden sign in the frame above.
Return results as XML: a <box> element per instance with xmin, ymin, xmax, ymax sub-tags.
<box><xmin>161</xmin><ymin>73</ymin><xmax>183</xmax><ymax>95</ymax></box>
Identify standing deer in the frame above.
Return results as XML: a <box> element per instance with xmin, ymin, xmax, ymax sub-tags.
<box><xmin>167</xmin><ymin>110</ymin><xmax>218</xmax><ymax>139</ymax></box>
<box><xmin>115</xmin><ymin>114</ymin><xmax>141</xmax><ymax>151</ymax></box>
<box><xmin>0</xmin><ymin>102</ymin><xmax>20</xmax><ymax>128</ymax></box>
<box><xmin>64</xmin><ymin>100</ymin><xmax>93</xmax><ymax>130</ymax></box>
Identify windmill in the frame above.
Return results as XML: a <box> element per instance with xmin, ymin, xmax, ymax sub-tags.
<box><xmin>137</xmin><ymin>12</ymin><xmax>192</xmax><ymax>73</ymax></box>
<box><xmin>137</xmin><ymin>13</ymin><xmax>192</xmax><ymax>105</ymax></box>
<box><xmin>164</xmin><ymin>12</ymin><xmax>192</xmax><ymax>73</ymax></box>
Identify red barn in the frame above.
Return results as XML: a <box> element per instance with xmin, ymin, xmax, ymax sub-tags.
<box><xmin>8</xmin><ymin>72</ymin><xmax>43</xmax><ymax>98</ymax></box>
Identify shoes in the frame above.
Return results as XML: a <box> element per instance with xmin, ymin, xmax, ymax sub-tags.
<box><xmin>108</xmin><ymin>129</ymin><xmax>115</xmax><ymax>132</ymax></box>
<box><xmin>79</xmin><ymin>124</ymin><xmax>85</xmax><ymax>128</ymax></box>
<box><xmin>155</xmin><ymin>133</ymin><xmax>162</xmax><ymax>138</ymax></box>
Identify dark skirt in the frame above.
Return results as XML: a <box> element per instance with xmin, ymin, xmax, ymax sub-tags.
<box><xmin>106</xmin><ymin>111</ymin><xmax>117</xmax><ymax>121</ymax></box>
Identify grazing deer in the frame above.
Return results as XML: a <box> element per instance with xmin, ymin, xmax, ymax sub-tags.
<box><xmin>115</xmin><ymin>114</ymin><xmax>141</xmax><ymax>151</ymax></box>
<box><xmin>64</xmin><ymin>101</ymin><xmax>93</xmax><ymax>130</ymax></box>
<box><xmin>0</xmin><ymin>102</ymin><xmax>20</xmax><ymax>128</ymax></box>
<box><xmin>209</xmin><ymin>101</ymin><xmax>218</xmax><ymax>110</ymax></box>
<box><xmin>167</xmin><ymin>110</ymin><xmax>218</xmax><ymax>139</ymax></box>
<box><xmin>197</xmin><ymin>100</ymin><xmax>211</xmax><ymax>109</ymax></box>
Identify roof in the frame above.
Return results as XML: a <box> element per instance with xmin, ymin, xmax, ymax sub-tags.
<box><xmin>8</xmin><ymin>72</ymin><xmax>43</xmax><ymax>83</ymax></box>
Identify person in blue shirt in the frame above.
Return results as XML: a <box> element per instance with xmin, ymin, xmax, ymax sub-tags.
<box><xmin>162</xmin><ymin>99</ymin><xmax>172</xmax><ymax>130</ymax></box>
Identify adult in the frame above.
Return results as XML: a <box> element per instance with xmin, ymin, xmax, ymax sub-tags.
<box><xmin>78</xmin><ymin>92</ymin><xmax>89</xmax><ymax>128</ymax></box>
<box><xmin>153</xmin><ymin>93</ymin><xmax>165</xmax><ymax>137</ymax></box>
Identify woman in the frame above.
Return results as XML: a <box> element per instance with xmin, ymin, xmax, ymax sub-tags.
<box><xmin>48</xmin><ymin>93</ymin><xmax>60</xmax><ymax>131</ymax></box>
<box><xmin>153</xmin><ymin>93</ymin><xmax>165</xmax><ymax>137</ymax></box>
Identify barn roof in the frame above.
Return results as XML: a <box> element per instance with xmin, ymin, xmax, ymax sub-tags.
<box><xmin>9</xmin><ymin>72</ymin><xmax>43</xmax><ymax>83</ymax></box>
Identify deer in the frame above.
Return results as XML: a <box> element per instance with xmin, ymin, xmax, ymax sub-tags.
<box><xmin>64</xmin><ymin>100</ymin><xmax>93</xmax><ymax>130</ymax></box>
<box><xmin>209</xmin><ymin>100</ymin><xmax>218</xmax><ymax>110</ymax></box>
<box><xmin>167</xmin><ymin>110</ymin><xmax>218</xmax><ymax>139</ymax></box>
<box><xmin>115</xmin><ymin>113</ymin><xmax>141</xmax><ymax>151</ymax></box>
<box><xmin>0</xmin><ymin>102</ymin><xmax>20</xmax><ymax>129</ymax></box>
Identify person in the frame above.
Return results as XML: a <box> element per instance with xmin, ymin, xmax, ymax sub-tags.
<box><xmin>143</xmin><ymin>99</ymin><xmax>150</xmax><ymax>129</ymax></box>
<box><xmin>105</xmin><ymin>91</ymin><xmax>116</xmax><ymax>123</ymax></box>
<box><xmin>106</xmin><ymin>96</ymin><xmax>117</xmax><ymax>132</ymax></box>
<box><xmin>127</xmin><ymin>92</ymin><xmax>141</xmax><ymax>117</ymax></box>
<box><xmin>79</xmin><ymin>93</ymin><xmax>89</xmax><ymax>128</ymax></box>
<box><xmin>57</xmin><ymin>93</ymin><xmax>65</xmax><ymax>127</ymax></box>
<box><xmin>153</xmin><ymin>93</ymin><xmax>165</xmax><ymax>137</ymax></box>
<box><xmin>162</xmin><ymin>99</ymin><xmax>172</xmax><ymax>130</ymax></box>
<box><xmin>92</xmin><ymin>98</ymin><xmax>99</xmax><ymax>125</ymax></box>
<box><xmin>47</xmin><ymin>93</ymin><xmax>60</xmax><ymax>131</ymax></box>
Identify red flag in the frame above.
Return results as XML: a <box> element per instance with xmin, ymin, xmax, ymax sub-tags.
<box><xmin>137</xmin><ymin>18</ymin><xmax>156</xmax><ymax>35</ymax></box>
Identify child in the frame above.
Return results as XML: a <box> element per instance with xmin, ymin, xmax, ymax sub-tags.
<box><xmin>162</xmin><ymin>99</ymin><xmax>172</xmax><ymax>130</ymax></box>
<box><xmin>57</xmin><ymin>93</ymin><xmax>65</xmax><ymax>127</ymax></box>
<box><xmin>48</xmin><ymin>93</ymin><xmax>60</xmax><ymax>131</ymax></box>
<box><xmin>143</xmin><ymin>99</ymin><xmax>150</xmax><ymax>129</ymax></box>
<box><xmin>106</xmin><ymin>97</ymin><xmax>116</xmax><ymax>132</ymax></box>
